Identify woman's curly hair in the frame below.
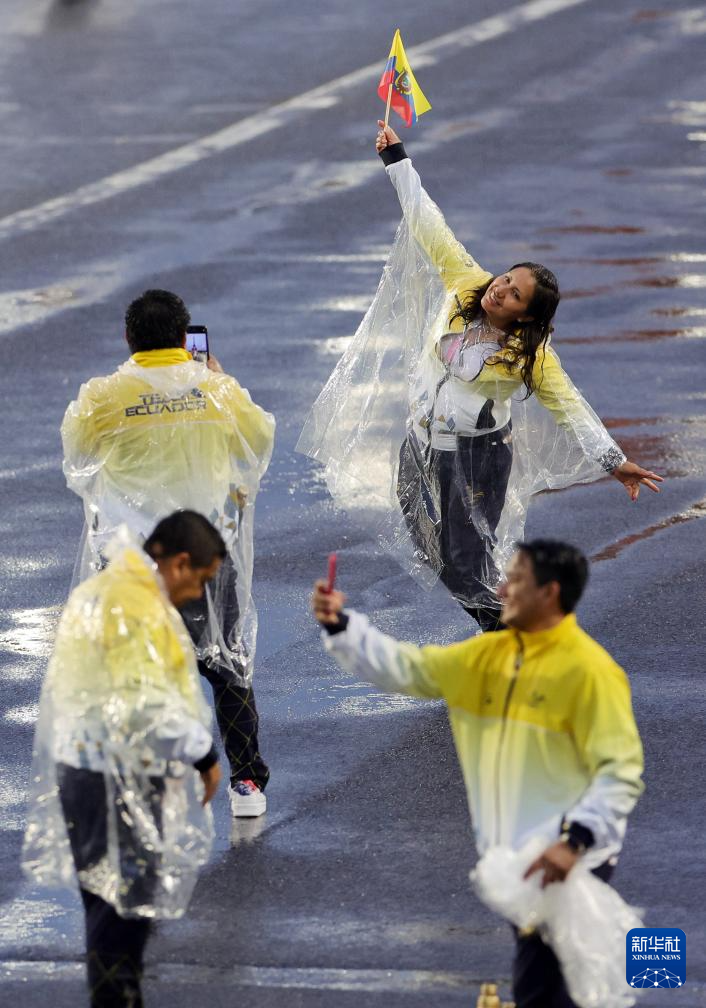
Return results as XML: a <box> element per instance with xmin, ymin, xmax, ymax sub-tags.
<box><xmin>449</xmin><ymin>262</ymin><xmax>560</xmax><ymax>398</ymax></box>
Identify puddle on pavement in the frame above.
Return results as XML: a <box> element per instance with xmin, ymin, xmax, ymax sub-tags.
<box><xmin>651</xmin><ymin>307</ymin><xmax>706</xmax><ymax>317</ymax></box>
<box><xmin>634</xmin><ymin>274</ymin><xmax>706</xmax><ymax>289</ymax></box>
<box><xmin>540</xmin><ymin>225</ymin><xmax>645</xmax><ymax>235</ymax></box>
<box><xmin>3</xmin><ymin>703</ymin><xmax>39</xmax><ymax>726</ymax></box>
<box><xmin>317</xmin><ymin>335</ymin><xmax>353</xmax><ymax>356</ymax></box>
<box><xmin>312</xmin><ymin>296</ymin><xmax>372</xmax><ymax>313</ymax></box>
<box><xmin>632</xmin><ymin>9</ymin><xmax>672</xmax><ymax>22</ymax></box>
<box><xmin>560</xmin><ymin>286</ymin><xmax>614</xmax><ymax>300</ymax></box>
<box><xmin>592</xmin><ymin>499</ymin><xmax>706</xmax><ymax>563</ymax></box>
<box><xmin>229</xmin><ymin>816</ymin><xmax>269</xmax><ymax>848</ymax></box>
<box><xmin>561</xmin><ymin>327</ymin><xmax>706</xmax><ymax>344</ymax></box>
<box><xmin>612</xmin><ymin>427</ymin><xmax>687</xmax><ymax>471</ymax></box>
<box><xmin>563</xmin><ymin>256</ymin><xmax>662</xmax><ymax>267</ymax></box>
<box><xmin>0</xmin><ymin>606</ymin><xmax>61</xmax><ymax>659</ymax></box>
<box><xmin>589</xmin><ymin>418</ymin><xmax>693</xmax><ymax>479</ymax></box>
<box><xmin>0</xmin><ymin>892</ymin><xmax>79</xmax><ymax>953</ymax></box>
<box><xmin>602</xmin><ymin>417</ymin><xmax>666</xmax><ymax>430</ymax></box>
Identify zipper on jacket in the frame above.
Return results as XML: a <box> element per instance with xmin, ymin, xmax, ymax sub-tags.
<box><xmin>493</xmin><ymin>634</ymin><xmax>524</xmax><ymax>845</ymax></box>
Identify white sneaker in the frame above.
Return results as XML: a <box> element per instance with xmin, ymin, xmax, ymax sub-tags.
<box><xmin>229</xmin><ymin>779</ymin><xmax>266</xmax><ymax>818</ymax></box>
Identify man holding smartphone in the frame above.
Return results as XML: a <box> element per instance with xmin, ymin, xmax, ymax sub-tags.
<box><xmin>61</xmin><ymin>288</ymin><xmax>275</xmax><ymax>816</ymax></box>
<box><xmin>311</xmin><ymin>540</ymin><xmax>644</xmax><ymax>1008</ymax></box>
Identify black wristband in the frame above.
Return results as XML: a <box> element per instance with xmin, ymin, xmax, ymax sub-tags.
<box><xmin>379</xmin><ymin>142</ymin><xmax>408</xmax><ymax>167</ymax></box>
<box><xmin>560</xmin><ymin>819</ymin><xmax>595</xmax><ymax>852</ymax></box>
<box><xmin>323</xmin><ymin>612</ymin><xmax>349</xmax><ymax>636</ymax></box>
<box><xmin>194</xmin><ymin>745</ymin><xmax>218</xmax><ymax>773</ymax></box>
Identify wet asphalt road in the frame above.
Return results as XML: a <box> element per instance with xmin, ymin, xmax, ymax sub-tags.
<box><xmin>1</xmin><ymin>0</ymin><xmax>706</xmax><ymax>1005</ymax></box>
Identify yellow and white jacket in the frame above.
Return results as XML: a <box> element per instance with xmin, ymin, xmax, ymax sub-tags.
<box><xmin>324</xmin><ymin>610</ymin><xmax>644</xmax><ymax>869</ymax></box>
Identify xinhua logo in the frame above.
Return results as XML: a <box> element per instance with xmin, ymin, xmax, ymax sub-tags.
<box><xmin>626</xmin><ymin>928</ymin><xmax>686</xmax><ymax>989</ymax></box>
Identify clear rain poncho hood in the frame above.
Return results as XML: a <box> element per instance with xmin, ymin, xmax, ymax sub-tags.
<box><xmin>22</xmin><ymin>530</ymin><xmax>214</xmax><ymax>919</ymax></box>
<box><xmin>297</xmin><ymin>157</ymin><xmax>625</xmax><ymax>611</ymax></box>
<box><xmin>61</xmin><ymin>351</ymin><xmax>275</xmax><ymax>686</ymax></box>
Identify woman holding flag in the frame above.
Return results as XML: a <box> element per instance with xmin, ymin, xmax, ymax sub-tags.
<box><xmin>298</xmin><ymin>35</ymin><xmax>662</xmax><ymax>630</ymax></box>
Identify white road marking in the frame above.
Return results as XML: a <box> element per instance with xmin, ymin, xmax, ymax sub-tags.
<box><xmin>0</xmin><ymin>960</ymin><xmax>489</xmax><ymax>993</ymax></box>
<box><xmin>0</xmin><ymin>0</ymin><xmax>590</xmax><ymax>242</ymax></box>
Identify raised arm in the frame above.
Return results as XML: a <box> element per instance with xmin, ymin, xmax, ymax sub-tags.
<box><xmin>312</xmin><ymin>580</ymin><xmax>443</xmax><ymax>699</ymax></box>
<box><xmin>376</xmin><ymin>122</ymin><xmax>492</xmax><ymax>295</ymax></box>
<box><xmin>533</xmin><ymin>347</ymin><xmax>663</xmax><ymax>500</ymax></box>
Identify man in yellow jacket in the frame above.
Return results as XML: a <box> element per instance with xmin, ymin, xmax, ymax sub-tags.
<box><xmin>312</xmin><ymin>539</ymin><xmax>644</xmax><ymax>1008</ymax></box>
<box><xmin>24</xmin><ymin>511</ymin><xmax>225</xmax><ymax>1007</ymax></box>
<box><xmin>61</xmin><ymin>289</ymin><xmax>275</xmax><ymax>817</ymax></box>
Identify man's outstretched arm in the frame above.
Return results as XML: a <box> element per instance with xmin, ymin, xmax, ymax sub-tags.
<box><xmin>312</xmin><ymin>580</ymin><xmax>443</xmax><ymax>700</ymax></box>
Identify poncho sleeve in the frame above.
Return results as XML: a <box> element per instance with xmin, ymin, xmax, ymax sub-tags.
<box><xmin>385</xmin><ymin>157</ymin><xmax>493</xmax><ymax>296</ymax></box>
<box><xmin>532</xmin><ymin>347</ymin><xmax>626</xmax><ymax>472</ymax></box>
<box><xmin>223</xmin><ymin>377</ymin><xmax>275</xmax><ymax>466</ymax></box>
<box><xmin>61</xmin><ymin>377</ymin><xmax>113</xmax><ymax>497</ymax></box>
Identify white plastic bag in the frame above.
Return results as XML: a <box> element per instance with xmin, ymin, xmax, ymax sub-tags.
<box><xmin>471</xmin><ymin>843</ymin><xmax>642</xmax><ymax>1008</ymax></box>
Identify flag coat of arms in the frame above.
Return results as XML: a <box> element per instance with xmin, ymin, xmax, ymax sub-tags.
<box><xmin>378</xmin><ymin>29</ymin><xmax>431</xmax><ymax>127</ymax></box>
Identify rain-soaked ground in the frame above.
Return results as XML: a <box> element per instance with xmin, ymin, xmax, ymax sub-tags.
<box><xmin>0</xmin><ymin>0</ymin><xmax>705</xmax><ymax>1004</ymax></box>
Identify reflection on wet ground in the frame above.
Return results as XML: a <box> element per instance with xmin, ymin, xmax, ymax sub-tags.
<box><xmin>561</xmin><ymin>327</ymin><xmax>706</xmax><ymax>344</ymax></box>
<box><xmin>634</xmin><ymin>274</ymin><xmax>706</xmax><ymax>288</ymax></box>
<box><xmin>633</xmin><ymin>10</ymin><xmax>672</xmax><ymax>23</ymax></box>
<box><xmin>541</xmin><ymin>225</ymin><xmax>645</xmax><ymax>235</ymax></box>
<box><xmin>561</xmin><ymin>255</ymin><xmax>661</xmax><ymax>267</ymax></box>
<box><xmin>0</xmin><ymin>895</ymin><xmax>76</xmax><ymax>949</ymax></box>
<box><xmin>0</xmin><ymin>606</ymin><xmax>61</xmax><ymax>660</ymax></box>
<box><xmin>602</xmin><ymin>417</ymin><xmax>666</xmax><ymax>429</ymax></box>
<box><xmin>1</xmin><ymin>959</ymin><xmax>493</xmax><ymax>997</ymax></box>
<box><xmin>586</xmin><ymin>404</ymin><xmax>706</xmax><ymax>560</ymax></box>
<box><xmin>652</xmin><ymin>306</ymin><xmax>706</xmax><ymax>317</ymax></box>
<box><xmin>229</xmin><ymin>816</ymin><xmax>269</xmax><ymax>848</ymax></box>
<box><xmin>592</xmin><ymin>499</ymin><xmax>706</xmax><ymax>562</ymax></box>
<box><xmin>591</xmin><ymin>416</ymin><xmax>694</xmax><ymax>480</ymax></box>
<box><xmin>561</xmin><ymin>286</ymin><xmax>614</xmax><ymax>300</ymax></box>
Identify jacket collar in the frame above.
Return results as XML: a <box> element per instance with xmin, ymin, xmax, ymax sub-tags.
<box><xmin>514</xmin><ymin>613</ymin><xmax>578</xmax><ymax>653</ymax></box>
<box><xmin>130</xmin><ymin>348</ymin><xmax>192</xmax><ymax>368</ymax></box>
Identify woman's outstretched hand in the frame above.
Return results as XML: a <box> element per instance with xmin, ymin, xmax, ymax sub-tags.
<box><xmin>612</xmin><ymin>460</ymin><xmax>663</xmax><ymax>501</ymax></box>
<box><xmin>376</xmin><ymin>120</ymin><xmax>401</xmax><ymax>153</ymax></box>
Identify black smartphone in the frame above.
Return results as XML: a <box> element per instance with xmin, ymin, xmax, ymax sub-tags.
<box><xmin>186</xmin><ymin>324</ymin><xmax>209</xmax><ymax>362</ymax></box>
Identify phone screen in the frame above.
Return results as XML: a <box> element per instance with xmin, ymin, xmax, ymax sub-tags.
<box><xmin>186</xmin><ymin>326</ymin><xmax>209</xmax><ymax>362</ymax></box>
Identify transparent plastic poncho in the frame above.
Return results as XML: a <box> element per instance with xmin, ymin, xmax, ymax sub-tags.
<box><xmin>297</xmin><ymin>158</ymin><xmax>624</xmax><ymax>616</ymax></box>
<box><xmin>62</xmin><ymin>355</ymin><xmax>275</xmax><ymax>686</ymax></box>
<box><xmin>472</xmin><ymin>841</ymin><xmax>643</xmax><ymax>1008</ymax></box>
<box><xmin>22</xmin><ymin>532</ymin><xmax>215</xmax><ymax>919</ymax></box>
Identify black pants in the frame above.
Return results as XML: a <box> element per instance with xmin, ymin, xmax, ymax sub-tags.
<box><xmin>198</xmin><ymin>660</ymin><xmax>270</xmax><ymax>791</ymax></box>
<box><xmin>398</xmin><ymin>406</ymin><xmax>512</xmax><ymax>629</ymax></box>
<box><xmin>512</xmin><ymin>862</ymin><xmax>614</xmax><ymax>1008</ymax></box>
<box><xmin>181</xmin><ymin>556</ymin><xmax>269</xmax><ymax>792</ymax></box>
<box><xmin>58</xmin><ymin>765</ymin><xmax>156</xmax><ymax>1007</ymax></box>
<box><xmin>82</xmin><ymin>889</ymin><xmax>150</xmax><ymax>1008</ymax></box>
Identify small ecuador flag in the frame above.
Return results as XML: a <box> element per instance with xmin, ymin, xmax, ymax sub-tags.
<box><xmin>378</xmin><ymin>29</ymin><xmax>431</xmax><ymax>127</ymax></box>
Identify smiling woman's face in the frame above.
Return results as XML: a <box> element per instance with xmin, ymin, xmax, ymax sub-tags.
<box><xmin>480</xmin><ymin>266</ymin><xmax>537</xmax><ymax>330</ymax></box>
